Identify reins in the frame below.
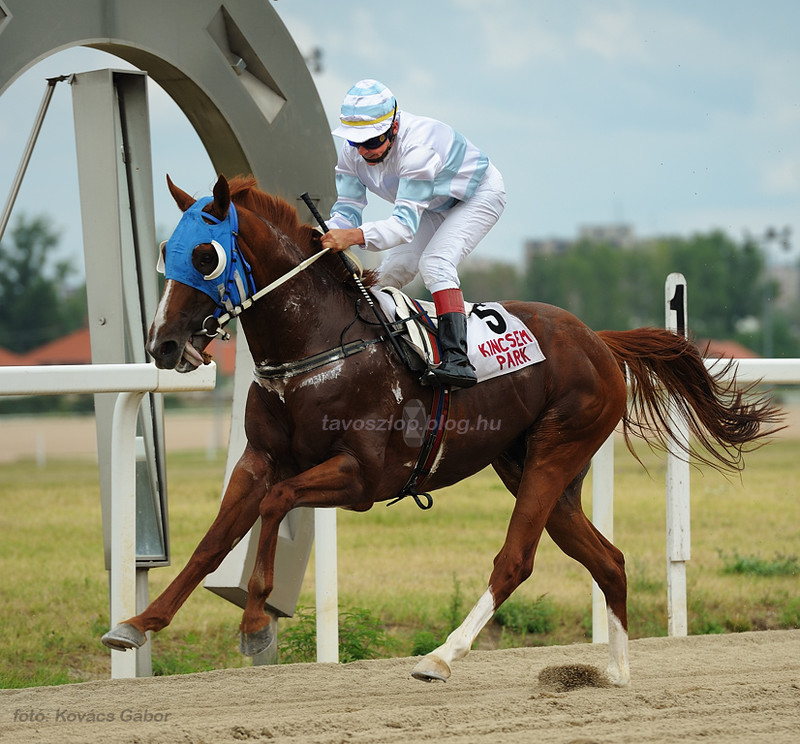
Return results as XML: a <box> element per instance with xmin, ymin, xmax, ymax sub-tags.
<box><xmin>192</xmin><ymin>195</ymin><xmax>408</xmax><ymax>377</ymax></box>
<box><xmin>198</xmin><ymin>241</ymin><xmax>331</xmax><ymax>339</ymax></box>
<box><xmin>300</xmin><ymin>192</ymin><xmax>410</xmax><ymax>367</ymax></box>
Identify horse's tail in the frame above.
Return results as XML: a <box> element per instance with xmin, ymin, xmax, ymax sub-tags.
<box><xmin>597</xmin><ymin>328</ymin><xmax>785</xmax><ymax>473</ymax></box>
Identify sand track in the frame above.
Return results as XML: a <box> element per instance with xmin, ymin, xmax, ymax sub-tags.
<box><xmin>2</xmin><ymin>629</ymin><xmax>798</xmax><ymax>744</ymax></box>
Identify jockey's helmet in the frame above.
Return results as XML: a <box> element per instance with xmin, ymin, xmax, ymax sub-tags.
<box><xmin>331</xmin><ymin>79</ymin><xmax>398</xmax><ymax>147</ymax></box>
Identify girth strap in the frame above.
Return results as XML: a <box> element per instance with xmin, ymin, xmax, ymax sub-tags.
<box><xmin>254</xmin><ymin>337</ymin><xmax>384</xmax><ymax>380</ymax></box>
<box><xmin>253</xmin><ymin>330</ymin><xmax>451</xmax><ymax>512</ymax></box>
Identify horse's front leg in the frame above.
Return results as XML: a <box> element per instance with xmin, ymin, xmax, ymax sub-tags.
<box><xmin>239</xmin><ymin>453</ymin><xmax>365</xmax><ymax>656</ymax></box>
<box><xmin>102</xmin><ymin>445</ymin><xmax>272</xmax><ymax>651</ymax></box>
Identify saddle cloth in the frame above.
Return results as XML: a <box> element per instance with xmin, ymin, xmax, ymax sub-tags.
<box><xmin>373</xmin><ymin>286</ymin><xmax>545</xmax><ymax>384</ymax></box>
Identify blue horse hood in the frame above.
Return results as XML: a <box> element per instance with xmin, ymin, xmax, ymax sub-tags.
<box><xmin>163</xmin><ymin>197</ymin><xmax>254</xmax><ymax>309</ymax></box>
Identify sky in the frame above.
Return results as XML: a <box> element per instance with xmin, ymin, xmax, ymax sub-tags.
<box><xmin>1</xmin><ymin>0</ymin><xmax>799</xmax><ymax>280</ymax></box>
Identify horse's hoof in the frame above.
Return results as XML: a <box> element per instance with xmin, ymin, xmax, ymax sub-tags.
<box><xmin>411</xmin><ymin>654</ymin><xmax>451</xmax><ymax>682</ymax></box>
<box><xmin>605</xmin><ymin>665</ymin><xmax>631</xmax><ymax>687</ymax></box>
<box><xmin>102</xmin><ymin>623</ymin><xmax>147</xmax><ymax>651</ymax></box>
<box><xmin>239</xmin><ymin>624</ymin><xmax>274</xmax><ymax>657</ymax></box>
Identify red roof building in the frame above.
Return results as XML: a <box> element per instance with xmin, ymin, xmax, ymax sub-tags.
<box><xmin>0</xmin><ymin>346</ymin><xmax>24</xmax><ymax>366</ymax></box>
<box><xmin>697</xmin><ymin>339</ymin><xmax>760</xmax><ymax>360</ymax></box>
<box><xmin>0</xmin><ymin>327</ymin><xmax>236</xmax><ymax>375</ymax></box>
<box><xmin>21</xmin><ymin>327</ymin><xmax>94</xmax><ymax>366</ymax></box>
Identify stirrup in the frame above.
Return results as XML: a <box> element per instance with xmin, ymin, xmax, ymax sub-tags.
<box><xmin>429</xmin><ymin>362</ymin><xmax>477</xmax><ymax>389</ymax></box>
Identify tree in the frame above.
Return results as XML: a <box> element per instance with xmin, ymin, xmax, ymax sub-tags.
<box><xmin>524</xmin><ymin>230</ymin><xmax>774</xmax><ymax>340</ymax></box>
<box><xmin>658</xmin><ymin>231</ymin><xmax>764</xmax><ymax>339</ymax></box>
<box><xmin>0</xmin><ymin>214</ymin><xmax>87</xmax><ymax>353</ymax></box>
<box><xmin>459</xmin><ymin>261</ymin><xmax>522</xmax><ymax>302</ymax></box>
<box><xmin>526</xmin><ymin>240</ymin><xmax>660</xmax><ymax>330</ymax></box>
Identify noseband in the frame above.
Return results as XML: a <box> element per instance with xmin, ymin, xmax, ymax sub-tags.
<box><xmin>198</xmin><ymin>239</ymin><xmax>331</xmax><ymax>340</ymax></box>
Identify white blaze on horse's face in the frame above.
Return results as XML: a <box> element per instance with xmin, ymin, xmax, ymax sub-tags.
<box><xmin>148</xmin><ymin>278</ymin><xmax>208</xmax><ymax>370</ymax></box>
<box><xmin>150</xmin><ymin>278</ymin><xmax>176</xmax><ymax>341</ymax></box>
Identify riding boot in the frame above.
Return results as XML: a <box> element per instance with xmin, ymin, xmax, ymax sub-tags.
<box><xmin>430</xmin><ymin>289</ymin><xmax>477</xmax><ymax>389</ymax></box>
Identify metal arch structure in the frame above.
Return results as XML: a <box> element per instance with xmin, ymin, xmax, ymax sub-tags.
<box><xmin>0</xmin><ymin>0</ymin><xmax>335</xmax><ymax>668</ymax></box>
<box><xmin>0</xmin><ymin>0</ymin><xmax>336</xmax><ymax>202</ymax></box>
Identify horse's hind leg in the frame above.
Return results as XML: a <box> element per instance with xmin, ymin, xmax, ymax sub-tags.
<box><xmin>412</xmin><ymin>443</ymin><xmax>569</xmax><ymax>682</ymax></box>
<box><xmin>545</xmin><ymin>466</ymin><xmax>630</xmax><ymax>686</ymax></box>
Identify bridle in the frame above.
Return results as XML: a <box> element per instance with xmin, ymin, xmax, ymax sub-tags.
<box><xmin>196</xmin><ymin>232</ymin><xmax>331</xmax><ymax>340</ymax></box>
<box><xmin>160</xmin><ymin>198</ymin><xmax>331</xmax><ymax>341</ymax></box>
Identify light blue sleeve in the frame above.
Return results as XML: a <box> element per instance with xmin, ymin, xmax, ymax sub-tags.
<box><xmin>330</xmin><ymin>173</ymin><xmax>367</xmax><ymax>228</ymax></box>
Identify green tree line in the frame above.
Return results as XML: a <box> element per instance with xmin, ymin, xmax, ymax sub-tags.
<box><xmin>0</xmin><ymin>214</ymin><xmax>86</xmax><ymax>354</ymax></box>
<box><xmin>461</xmin><ymin>230</ymin><xmax>798</xmax><ymax>357</ymax></box>
<box><xmin>2</xmin><ymin>214</ymin><xmax>798</xmax><ymax>358</ymax></box>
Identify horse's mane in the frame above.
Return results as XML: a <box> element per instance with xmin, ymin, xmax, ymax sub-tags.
<box><xmin>227</xmin><ymin>175</ymin><xmax>377</xmax><ymax>288</ymax></box>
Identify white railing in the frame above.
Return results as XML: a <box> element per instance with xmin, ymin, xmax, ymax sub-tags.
<box><xmin>0</xmin><ymin>362</ymin><xmax>216</xmax><ymax>678</ymax></box>
<box><xmin>590</xmin><ymin>356</ymin><xmax>800</xmax><ymax>643</ymax></box>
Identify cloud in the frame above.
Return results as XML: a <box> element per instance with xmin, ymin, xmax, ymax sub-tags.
<box><xmin>761</xmin><ymin>158</ymin><xmax>800</xmax><ymax>196</ymax></box>
<box><xmin>451</xmin><ymin>0</ymin><xmax>567</xmax><ymax>70</ymax></box>
<box><xmin>4</xmin><ymin>0</ymin><xmax>800</xmax><ymax>272</ymax></box>
<box><xmin>574</xmin><ymin>5</ymin><xmax>650</xmax><ymax>63</ymax></box>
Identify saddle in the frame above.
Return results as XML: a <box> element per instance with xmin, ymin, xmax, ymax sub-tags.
<box><xmin>373</xmin><ymin>287</ymin><xmax>546</xmax><ymax>385</ymax></box>
<box><xmin>377</xmin><ymin>287</ymin><xmax>441</xmax><ymax>376</ymax></box>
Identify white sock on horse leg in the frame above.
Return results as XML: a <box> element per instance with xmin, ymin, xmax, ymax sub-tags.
<box><xmin>431</xmin><ymin>588</ymin><xmax>496</xmax><ymax>666</ymax></box>
<box><xmin>606</xmin><ymin>607</ymin><xmax>630</xmax><ymax>686</ymax></box>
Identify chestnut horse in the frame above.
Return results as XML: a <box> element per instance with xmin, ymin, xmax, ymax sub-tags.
<box><xmin>102</xmin><ymin>174</ymin><xmax>781</xmax><ymax>684</ymax></box>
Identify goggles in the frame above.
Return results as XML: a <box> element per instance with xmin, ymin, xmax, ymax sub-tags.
<box><xmin>348</xmin><ymin>130</ymin><xmax>391</xmax><ymax>150</ymax></box>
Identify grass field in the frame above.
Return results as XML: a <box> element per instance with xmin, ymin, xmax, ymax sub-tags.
<box><xmin>1</xmin><ymin>434</ymin><xmax>798</xmax><ymax>688</ymax></box>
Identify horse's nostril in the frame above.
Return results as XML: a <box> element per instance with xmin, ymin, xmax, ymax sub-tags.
<box><xmin>148</xmin><ymin>339</ymin><xmax>180</xmax><ymax>368</ymax></box>
<box><xmin>159</xmin><ymin>341</ymin><xmax>178</xmax><ymax>358</ymax></box>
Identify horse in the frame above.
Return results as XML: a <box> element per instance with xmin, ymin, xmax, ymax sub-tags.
<box><xmin>102</xmin><ymin>174</ymin><xmax>782</xmax><ymax>685</ymax></box>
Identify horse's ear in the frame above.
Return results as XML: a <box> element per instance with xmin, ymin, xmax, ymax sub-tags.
<box><xmin>166</xmin><ymin>174</ymin><xmax>196</xmax><ymax>212</ymax></box>
<box><xmin>211</xmin><ymin>174</ymin><xmax>231</xmax><ymax>219</ymax></box>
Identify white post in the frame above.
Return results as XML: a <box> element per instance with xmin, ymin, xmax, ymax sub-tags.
<box><xmin>314</xmin><ymin>508</ymin><xmax>339</xmax><ymax>663</ymax></box>
<box><xmin>35</xmin><ymin>431</ymin><xmax>46</xmax><ymax>469</ymax></box>
<box><xmin>109</xmin><ymin>391</ymin><xmax>146</xmax><ymax>678</ymax></box>
<box><xmin>591</xmin><ymin>434</ymin><xmax>615</xmax><ymax>643</ymax></box>
<box><xmin>135</xmin><ymin>568</ymin><xmax>153</xmax><ymax>676</ymax></box>
<box><xmin>665</xmin><ymin>274</ymin><xmax>690</xmax><ymax>636</ymax></box>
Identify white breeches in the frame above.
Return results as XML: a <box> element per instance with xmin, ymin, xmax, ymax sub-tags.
<box><xmin>376</xmin><ymin>164</ymin><xmax>506</xmax><ymax>294</ymax></box>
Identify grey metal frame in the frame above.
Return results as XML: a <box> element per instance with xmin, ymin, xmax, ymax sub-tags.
<box><xmin>1</xmin><ymin>0</ymin><xmax>336</xmax><ymax>671</ymax></box>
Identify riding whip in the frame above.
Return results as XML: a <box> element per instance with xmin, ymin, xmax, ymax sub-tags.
<box><xmin>299</xmin><ymin>192</ymin><xmax>408</xmax><ymax>364</ymax></box>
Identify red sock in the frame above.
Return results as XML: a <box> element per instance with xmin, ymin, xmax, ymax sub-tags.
<box><xmin>432</xmin><ymin>288</ymin><xmax>465</xmax><ymax>316</ymax></box>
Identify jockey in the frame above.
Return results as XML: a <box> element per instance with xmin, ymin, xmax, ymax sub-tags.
<box><xmin>321</xmin><ymin>79</ymin><xmax>506</xmax><ymax>389</ymax></box>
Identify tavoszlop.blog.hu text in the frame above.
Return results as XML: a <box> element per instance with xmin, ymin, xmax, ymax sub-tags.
<box><xmin>320</xmin><ymin>413</ymin><xmax>501</xmax><ymax>435</ymax></box>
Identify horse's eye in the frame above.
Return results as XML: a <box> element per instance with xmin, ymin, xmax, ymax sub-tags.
<box><xmin>193</xmin><ymin>240</ymin><xmax>227</xmax><ymax>280</ymax></box>
<box><xmin>192</xmin><ymin>245</ymin><xmax>219</xmax><ymax>276</ymax></box>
